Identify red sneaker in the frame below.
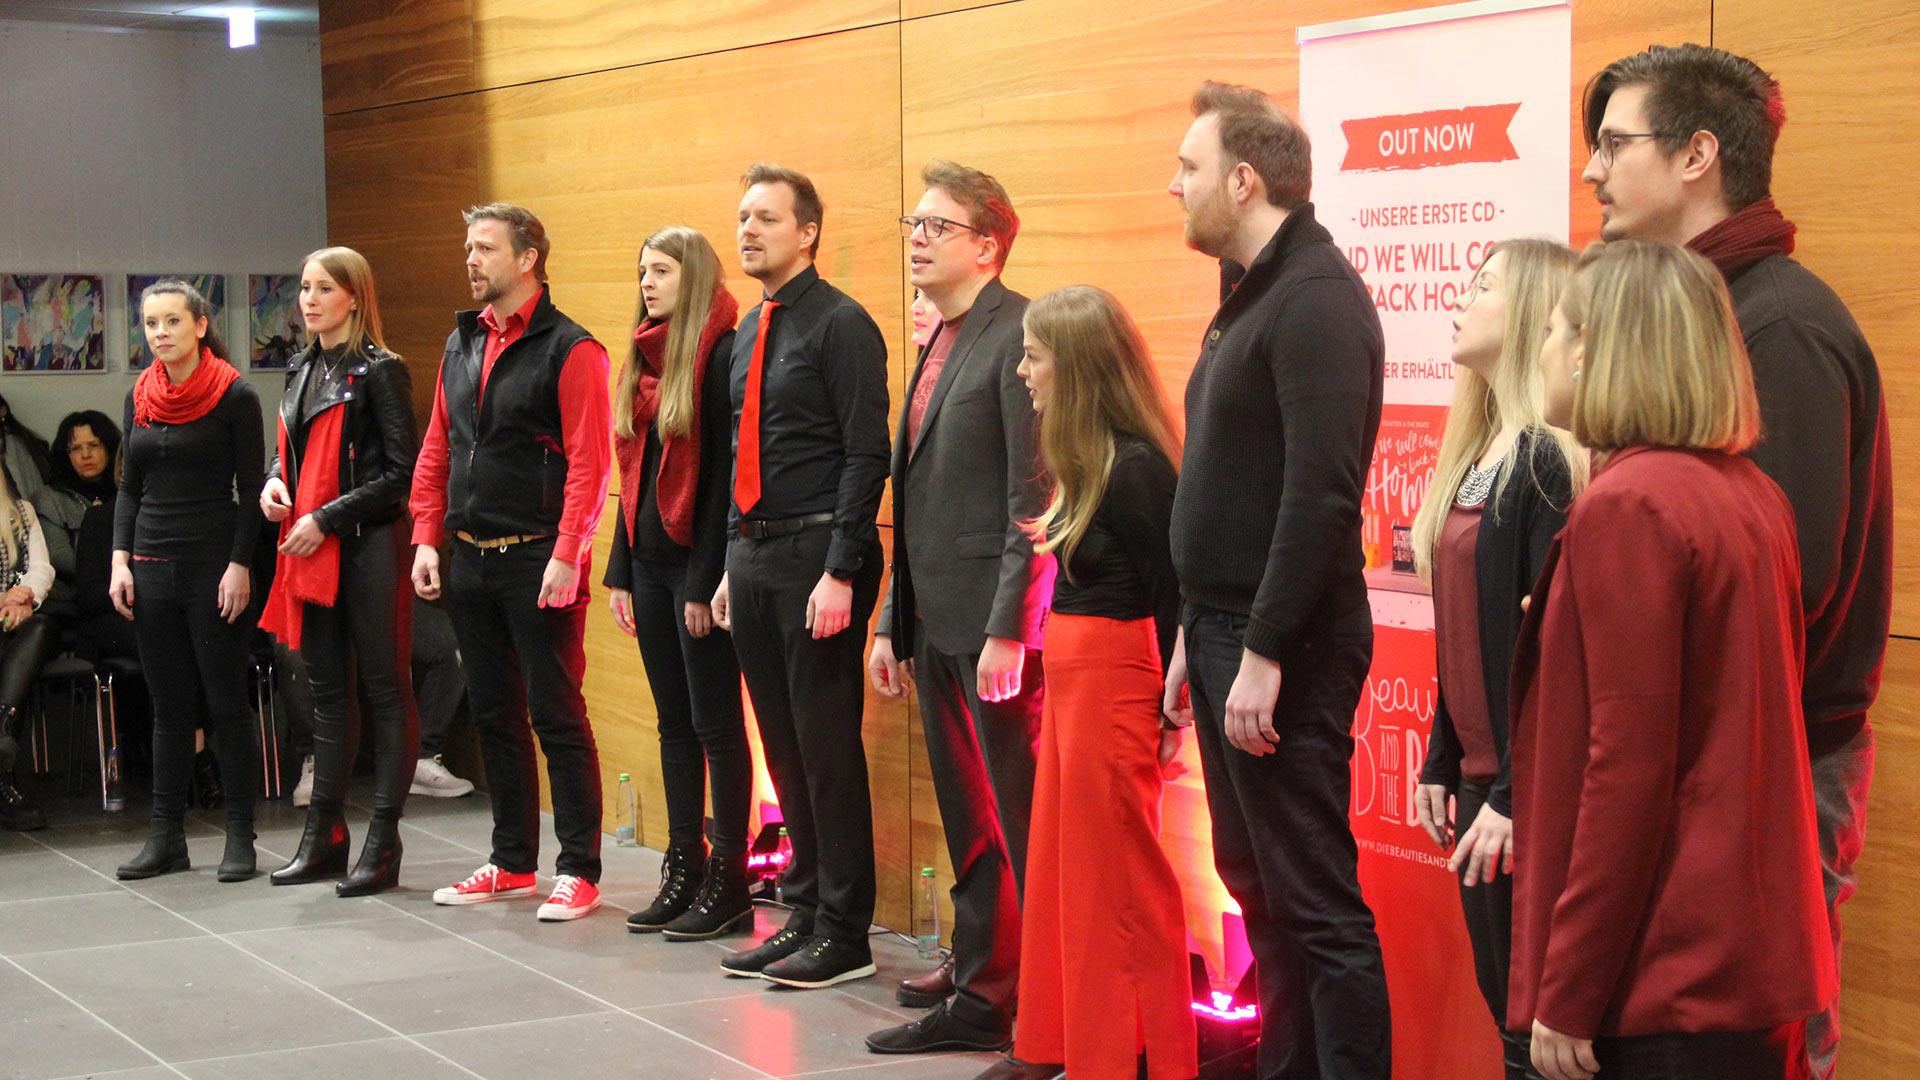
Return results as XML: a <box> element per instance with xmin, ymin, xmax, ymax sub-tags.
<box><xmin>433</xmin><ymin>863</ymin><xmax>537</xmax><ymax>906</ymax></box>
<box><xmin>537</xmin><ymin>875</ymin><xmax>602</xmax><ymax>921</ymax></box>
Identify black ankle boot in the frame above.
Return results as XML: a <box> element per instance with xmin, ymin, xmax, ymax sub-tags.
<box><xmin>270</xmin><ymin>808</ymin><xmax>350</xmax><ymax>885</ymax></box>
<box><xmin>218</xmin><ymin>824</ymin><xmax>257</xmax><ymax>882</ymax></box>
<box><xmin>117</xmin><ymin>822</ymin><xmax>190</xmax><ymax>879</ymax></box>
<box><xmin>661</xmin><ymin>852</ymin><xmax>754</xmax><ymax>940</ymax></box>
<box><xmin>626</xmin><ymin>841</ymin><xmax>707</xmax><ymax>933</ymax></box>
<box><xmin>336</xmin><ymin>818</ymin><xmax>403</xmax><ymax>897</ymax></box>
<box><xmin>192</xmin><ymin>748</ymin><xmax>225</xmax><ymax>810</ymax></box>
<box><xmin>0</xmin><ymin>706</ymin><xmax>40</xmax><ymax>832</ymax></box>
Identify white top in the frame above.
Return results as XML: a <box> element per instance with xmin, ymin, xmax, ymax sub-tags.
<box><xmin>4</xmin><ymin>498</ymin><xmax>54</xmax><ymax>608</ymax></box>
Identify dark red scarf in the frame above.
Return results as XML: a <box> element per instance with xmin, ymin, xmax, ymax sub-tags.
<box><xmin>132</xmin><ymin>347</ymin><xmax>239</xmax><ymax>427</ymax></box>
<box><xmin>259</xmin><ymin>396</ymin><xmax>346</xmax><ymax>649</ymax></box>
<box><xmin>616</xmin><ymin>287</ymin><xmax>739</xmax><ymax>546</ymax></box>
<box><xmin>1688</xmin><ymin>197</ymin><xmax>1797</xmax><ymax>278</ymax></box>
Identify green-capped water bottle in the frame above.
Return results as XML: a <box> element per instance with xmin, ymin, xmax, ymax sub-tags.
<box><xmin>915</xmin><ymin>867</ymin><xmax>941</xmax><ymax>958</ymax></box>
<box><xmin>614</xmin><ymin>773</ymin><xmax>637</xmax><ymax>846</ymax></box>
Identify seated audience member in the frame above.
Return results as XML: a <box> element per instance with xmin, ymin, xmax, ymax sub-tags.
<box><xmin>1511</xmin><ymin>241</ymin><xmax>1835</xmax><ymax>1080</ymax></box>
<box><xmin>0</xmin><ymin>393</ymin><xmax>55</xmax><ymax>509</ymax></box>
<box><xmin>37</xmin><ymin>411</ymin><xmax>137</xmax><ymax>658</ymax></box>
<box><xmin>1</xmin><ymin>464</ymin><xmax>58</xmax><ymax>831</ymax></box>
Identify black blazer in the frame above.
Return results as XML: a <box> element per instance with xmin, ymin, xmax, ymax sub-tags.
<box><xmin>267</xmin><ymin>338</ymin><xmax>419</xmax><ymax>536</ymax></box>
<box><xmin>1418</xmin><ymin>427</ymin><xmax>1573</xmax><ymax>817</ymax></box>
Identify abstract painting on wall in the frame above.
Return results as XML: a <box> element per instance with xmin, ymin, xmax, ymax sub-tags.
<box><xmin>127</xmin><ymin>273</ymin><xmax>226</xmax><ymax>369</ymax></box>
<box><xmin>2</xmin><ymin>274</ymin><xmax>107</xmax><ymax>372</ymax></box>
<box><xmin>249</xmin><ymin>274</ymin><xmax>303</xmax><ymax>369</ymax></box>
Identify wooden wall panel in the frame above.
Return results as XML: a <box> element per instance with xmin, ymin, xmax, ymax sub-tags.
<box><xmin>319</xmin><ymin>0</ymin><xmax>476</xmax><ymax>114</ymax></box>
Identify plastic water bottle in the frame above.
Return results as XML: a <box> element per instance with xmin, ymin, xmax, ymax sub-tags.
<box><xmin>614</xmin><ymin>773</ymin><xmax>637</xmax><ymax>846</ymax></box>
<box><xmin>103</xmin><ymin>747</ymin><xmax>125</xmax><ymax>813</ymax></box>
<box><xmin>775</xmin><ymin>826</ymin><xmax>790</xmax><ymax>903</ymax></box>
<box><xmin>915</xmin><ymin>867</ymin><xmax>941</xmax><ymax>958</ymax></box>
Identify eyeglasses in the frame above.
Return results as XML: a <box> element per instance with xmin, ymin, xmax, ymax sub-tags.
<box><xmin>1589</xmin><ymin>131</ymin><xmax>1671</xmax><ymax>168</ymax></box>
<box><xmin>899</xmin><ymin>215</ymin><xmax>983</xmax><ymax>240</ymax></box>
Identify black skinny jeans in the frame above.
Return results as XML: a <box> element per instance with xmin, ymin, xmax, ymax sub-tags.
<box><xmin>626</xmin><ymin>552</ymin><xmax>750</xmax><ymax>858</ymax></box>
<box><xmin>299</xmin><ymin>522</ymin><xmax>419</xmax><ymax>823</ymax></box>
<box><xmin>131</xmin><ymin>559</ymin><xmax>258</xmax><ymax>828</ymax></box>
<box><xmin>1456</xmin><ymin>779</ymin><xmax>1541</xmax><ymax>1080</ymax></box>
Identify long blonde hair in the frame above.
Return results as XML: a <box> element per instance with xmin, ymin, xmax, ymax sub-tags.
<box><xmin>302</xmin><ymin>246</ymin><xmax>389</xmax><ymax>353</ymax></box>
<box><xmin>1023</xmin><ymin>286</ymin><xmax>1182</xmax><ymax>571</ymax></box>
<box><xmin>0</xmin><ymin>464</ymin><xmax>24</xmax><ymax>571</ymax></box>
<box><xmin>615</xmin><ymin>227</ymin><xmax>726</xmax><ymax>441</ymax></box>
<box><xmin>1563</xmin><ymin>241</ymin><xmax>1759</xmax><ymax>454</ymax></box>
<box><xmin>1412</xmin><ymin>239</ymin><xmax>1588</xmax><ymax>580</ymax></box>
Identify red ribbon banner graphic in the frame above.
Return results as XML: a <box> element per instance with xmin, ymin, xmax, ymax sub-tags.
<box><xmin>1340</xmin><ymin>103</ymin><xmax>1522</xmax><ymax>173</ymax></box>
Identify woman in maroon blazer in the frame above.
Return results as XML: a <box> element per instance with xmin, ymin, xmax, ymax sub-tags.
<box><xmin>1511</xmin><ymin>241</ymin><xmax>1835</xmax><ymax>1080</ymax></box>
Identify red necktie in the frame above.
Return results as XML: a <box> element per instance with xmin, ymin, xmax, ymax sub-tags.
<box><xmin>733</xmin><ymin>299</ymin><xmax>779</xmax><ymax>514</ymax></box>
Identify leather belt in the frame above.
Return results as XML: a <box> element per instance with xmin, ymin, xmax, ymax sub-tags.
<box><xmin>454</xmin><ymin>530</ymin><xmax>552</xmax><ymax>552</ymax></box>
<box><xmin>736</xmin><ymin>512</ymin><xmax>834</xmax><ymax>540</ymax></box>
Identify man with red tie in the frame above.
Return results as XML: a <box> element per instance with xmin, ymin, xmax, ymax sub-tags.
<box><xmin>710</xmin><ymin>164</ymin><xmax>891</xmax><ymax>988</ymax></box>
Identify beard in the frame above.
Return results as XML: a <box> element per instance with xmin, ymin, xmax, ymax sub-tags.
<box><xmin>471</xmin><ymin>270</ymin><xmax>508</xmax><ymax>302</ymax></box>
<box><xmin>1182</xmin><ymin>188</ymin><xmax>1236</xmax><ymax>259</ymax></box>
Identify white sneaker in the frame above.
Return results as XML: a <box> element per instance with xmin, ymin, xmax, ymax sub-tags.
<box><xmin>411</xmin><ymin>755</ymin><xmax>475</xmax><ymax>798</ymax></box>
<box><xmin>291</xmin><ymin>755</ymin><xmax>314</xmax><ymax>808</ymax></box>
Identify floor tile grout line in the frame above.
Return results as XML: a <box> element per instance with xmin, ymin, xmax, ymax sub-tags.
<box><xmin>18</xmin><ymin>830</ymin><xmax>491</xmax><ymax>1080</ymax></box>
<box><xmin>0</xmin><ymin>887</ymin><xmax>136</xmax><ymax>907</ymax></box>
<box><xmin>1</xmin><ymin>953</ymin><xmax>191</xmax><ymax>1080</ymax></box>
<box><xmin>783</xmin><ymin>1055</ymin><xmax>999</xmax><ymax>1079</ymax></box>
<box><xmin>146</xmin><ymin>1032</ymin><xmax>404</xmax><ymax>1070</ymax></box>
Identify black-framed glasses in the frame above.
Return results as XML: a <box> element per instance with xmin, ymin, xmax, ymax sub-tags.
<box><xmin>1590</xmin><ymin>131</ymin><xmax>1671</xmax><ymax>168</ymax></box>
<box><xmin>899</xmin><ymin>215</ymin><xmax>983</xmax><ymax>240</ymax></box>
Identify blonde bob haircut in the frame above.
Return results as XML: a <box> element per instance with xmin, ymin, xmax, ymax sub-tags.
<box><xmin>301</xmin><ymin>246</ymin><xmax>389</xmax><ymax>354</ymax></box>
<box><xmin>1561</xmin><ymin>241</ymin><xmax>1759</xmax><ymax>454</ymax></box>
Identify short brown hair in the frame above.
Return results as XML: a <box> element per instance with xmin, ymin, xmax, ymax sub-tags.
<box><xmin>463</xmin><ymin>202</ymin><xmax>551</xmax><ymax>280</ymax></box>
<box><xmin>742</xmin><ymin>163</ymin><xmax>823</xmax><ymax>258</ymax></box>
<box><xmin>1583</xmin><ymin>44</ymin><xmax>1784</xmax><ymax>211</ymax></box>
<box><xmin>1191</xmin><ymin>80</ymin><xmax>1312</xmax><ymax>208</ymax></box>
<box><xmin>920</xmin><ymin>160</ymin><xmax>1019</xmax><ymax>269</ymax></box>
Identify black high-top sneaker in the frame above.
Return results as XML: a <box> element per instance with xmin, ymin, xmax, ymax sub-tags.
<box><xmin>626</xmin><ymin>841</ymin><xmax>707</xmax><ymax>933</ymax></box>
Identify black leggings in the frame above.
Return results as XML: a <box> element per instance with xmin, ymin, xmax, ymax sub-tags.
<box><xmin>131</xmin><ymin>559</ymin><xmax>257</xmax><ymax>828</ymax></box>
<box><xmin>627</xmin><ymin>553</ymin><xmax>751</xmax><ymax>857</ymax></box>
<box><xmin>0</xmin><ymin>614</ymin><xmax>58</xmax><ymax>774</ymax></box>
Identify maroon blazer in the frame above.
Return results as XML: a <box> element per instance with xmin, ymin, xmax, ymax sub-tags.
<box><xmin>1507</xmin><ymin>446</ymin><xmax>1835</xmax><ymax>1039</ymax></box>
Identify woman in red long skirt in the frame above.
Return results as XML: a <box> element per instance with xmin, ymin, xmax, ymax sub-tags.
<box><xmin>980</xmin><ymin>285</ymin><xmax>1197</xmax><ymax>1080</ymax></box>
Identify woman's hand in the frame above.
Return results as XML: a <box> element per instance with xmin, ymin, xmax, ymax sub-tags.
<box><xmin>684</xmin><ymin>602</ymin><xmax>715</xmax><ymax>638</ymax></box>
<box><xmin>1158</xmin><ymin>724</ymin><xmax>1188</xmax><ymax>782</ymax></box>
<box><xmin>217</xmin><ymin>562</ymin><xmax>251</xmax><ymax>624</ymax></box>
<box><xmin>1414</xmin><ymin>783</ymin><xmax>1454</xmax><ymax>849</ymax></box>
<box><xmin>2</xmin><ymin>585</ymin><xmax>31</xmax><ymax>608</ymax></box>
<box><xmin>710</xmin><ymin>573</ymin><xmax>731</xmax><ymax>631</ymax></box>
<box><xmin>608</xmin><ymin>588</ymin><xmax>636</xmax><ymax>636</ymax></box>
<box><xmin>1448</xmin><ymin>802</ymin><xmax>1514</xmax><ymax>886</ymax></box>
<box><xmin>109</xmin><ymin>560</ymin><xmax>136</xmax><ymax>619</ymax></box>
<box><xmin>0</xmin><ymin>601</ymin><xmax>32</xmax><ymax>632</ymax></box>
<box><xmin>260</xmin><ymin>476</ymin><xmax>293</xmax><ymax>521</ymax></box>
<box><xmin>1531</xmin><ymin>1021</ymin><xmax>1599</xmax><ymax>1080</ymax></box>
<box><xmin>278</xmin><ymin>514</ymin><xmax>325</xmax><ymax>558</ymax></box>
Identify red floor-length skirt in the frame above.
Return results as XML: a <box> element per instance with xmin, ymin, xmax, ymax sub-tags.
<box><xmin>1013</xmin><ymin>613</ymin><xmax>1198</xmax><ymax>1079</ymax></box>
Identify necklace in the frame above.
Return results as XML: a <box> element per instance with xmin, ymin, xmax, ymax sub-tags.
<box><xmin>1455</xmin><ymin>457</ymin><xmax>1503</xmax><ymax>507</ymax></box>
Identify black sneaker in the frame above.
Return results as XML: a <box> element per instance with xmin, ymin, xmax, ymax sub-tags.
<box><xmin>627</xmin><ymin>843</ymin><xmax>706</xmax><ymax>933</ymax></box>
<box><xmin>719</xmin><ymin>926</ymin><xmax>810</xmax><ymax>977</ymax></box>
<box><xmin>661</xmin><ymin>854</ymin><xmax>753</xmax><ymax>940</ymax></box>
<box><xmin>761</xmin><ymin>935</ymin><xmax>877</xmax><ymax>989</ymax></box>
<box><xmin>865</xmin><ymin>1000</ymin><xmax>1011</xmax><ymax>1054</ymax></box>
<box><xmin>0</xmin><ymin>777</ymin><xmax>47</xmax><ymax>832</ymax></box>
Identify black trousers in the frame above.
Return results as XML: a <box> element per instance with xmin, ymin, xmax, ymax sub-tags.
<box><xmin>299</xmin><ymin>523</ymin><xmax>419</xmax><ymax>824</ymax></box>
<box><xmin>1184</xmin><ymin>603</ymin><xmax>1389</xmax><ymax>1080</ymax></box>
<box><xmin>627</xmin><ymin>551</ymin><xmax>751</xmax><ymax>858</ymax></box>
<box><xmin>411</xmin><ymin>598</ymin><xmax>464</xmax><ymax>759</ymax></box>
<box><xmin>131</xmin><ymin>559</ymin><xmax>258</xmax><ymax>828</ymax></box>
<box><xmin>0</xmin><ymin>614</ymin><xmax>58</xmax><ymax>775</ymax></box>
<box><xmin>1592</xmin><ymin>1024</ymin><xmax>1809</xmax><ymax>1080</ymax></box>
<box><xmin>1455</xmin><ymin>780</ymin><xmax>1540</xmax><ymax>1080</ymax></box>
<box><xmin>914</xmin><ymin>636</ymin><xmax>1043</xmax><ymax>1033</ymax></box>
<box><xmin>447</xmin><ymin>538</ymin><xmax>601</xmax><ymax>882</ymax></box>
<box><xmin>727</xmin><ymin>525</ymin><xmax>881</xmax><ymax>942</ymax></box>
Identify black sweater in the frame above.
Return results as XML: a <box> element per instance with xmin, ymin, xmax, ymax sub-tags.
<box><xmin>114</xmin><ymin>379</ymin><xmax>265</xmax><ymax>565</ymax></box>
<box><xmin>1171</xmin><ymin>204</ymin><xmax>1384</xmax><ymax>659</ymax></box>
<box><xmin>1052</xmin><ymin>435</ymin><xmax>1181</xmax><ymax>672</ymax></box>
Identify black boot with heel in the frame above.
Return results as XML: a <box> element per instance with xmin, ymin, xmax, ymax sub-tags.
<box><xmin>270</xmin><ymin>808</ymin><xmax>350</xmax><ymax>885</ymax></box>
<box><xmin>337</xmin><ymin>817</ymin><xmax>403</xmax><ymax>897</ymax></box>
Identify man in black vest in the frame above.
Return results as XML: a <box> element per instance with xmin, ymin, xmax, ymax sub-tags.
<box><xmin>710</xmin><ymin>164</ymin><xmax>890</xmax><ymax>989</ymax></box>
<box><xmin>410</xmin><ymin>202</ymin><xmax>613</xmax><ymax>922</ymax></box>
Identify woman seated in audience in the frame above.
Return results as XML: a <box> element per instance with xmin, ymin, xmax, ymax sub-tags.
<box><xmin>0</xmin><ymin>392</ymin><xmax>55</xmax><ymax>508</ymax></box>
<box><xmin>0</xmin><ymin>462</ymin><xmax>58</xmax><ymax>831</ymax></box>
<box><xmin>37</xmin><ymin>411</ymin><xmax>137</xmax><ymax>660</ymax></box>
<box><xmin>1510</xmin><ymin>241</ymin><xmax>1835</xmax><ymax>1080</ymax></box>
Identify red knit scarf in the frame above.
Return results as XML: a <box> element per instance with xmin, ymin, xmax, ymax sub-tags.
<box><xmin>1688</xmin><ymin>197</ymin><xmax>1797</xmax><ymax>278</ymax></box>
<box><xmin>259</xmin><ymin>401</ymin><xmax>346</xmax><ymax>649</ymax></box>
<box><xmin>132</xmin><ymin>347</ymin><xmax>239</xmax><ymax>428</ymax></box>
<box><xmin>616</xmin><ymin>287</ymin><xmax>739</xmax><ymax>546</ymax></box>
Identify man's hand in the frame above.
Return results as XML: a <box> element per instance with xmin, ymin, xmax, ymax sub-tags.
<box><xmin>1161</xmin><ymin>626</ymin><xmax>1193</xmax><ymax>729</ymax></box>
<box><xmin>805</xmin><ymin>573</ymin><xmax>853</xmax><ymax>639</ymax></box>
<box><xmin>1158</xmin><ymin>725</ymin><xmax>1188</xmax><ymax>782</ymax></box>
<box><xmin>1531</xmin><ymin>1021</ymin><xmax>1599</xmax><ymax>1080</ymax></box>
<box><xmin>1448</xmin><ymin>802</ymin><xmax>1514</xmax><ymax>887</ymax></box>
<box><xmin>537</xmin><ymin>558</ymin><xmax>580</xmax><ymax>608</ymax></box>
<box><xmin>711</xmin><ymin>573</ymin><xmax>731</xmax><ymax>631</ymax></box>
<box><xmin>1223</xmin><ymin>649</ymin><xmax>1283</xmax><ymax>756</ymax></box>
<box><xmin>684</xmin><ymin>602</ymin><xmax>715</xmax><ymax>638</ymax></box>
<box><xmin>412</xmin><ymin>545</ymin><xmax>442</xmax><ymax>600</ymax></box>
<box><xmin>976</xmin><ymin>636</ymin><xmax>1025</xmax><ymax>703</ymax></box>
<box><xmin>1414</xmin><ymin>783</ymin><xmax>1454</xmax><ymax>850</ymax></box>
<box><xmin>869</xmin><ymin>633</ymin><xmax>912</xmax><ymax>697</ymax></box>
<box><xmin>278</xmin><ymin>514</ymin><xmax>325</xmax><ymax>558</ymax></box>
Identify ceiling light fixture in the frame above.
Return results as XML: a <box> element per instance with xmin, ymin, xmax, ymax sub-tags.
<box><xmin>227</xmin><ymin>8</ymin><xmax>257</xmax><ymax>48</ymax></box>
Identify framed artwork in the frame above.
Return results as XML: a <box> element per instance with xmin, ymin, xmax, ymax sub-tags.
<box><xmin>1</xmin><ymin>274</ymin><xmax>107</xmax><ymax>372</ymax></box>
<box><xmin>249</xmin><ymin>273</ymin><xmax>302</xmax><ymax>369</ymax></box>
<box><xmin>126</xmin><ymin>273</ymin><xmax>226</xmax><ymax>369</ymax></box>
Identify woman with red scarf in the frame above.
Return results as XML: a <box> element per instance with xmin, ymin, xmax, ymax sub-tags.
<box><xmin>605</xmin><ymin>227</ymin><xmax>753</xmax><ymax>940</ymax></box>
<box><xmin>259</xmin><ymin>247</ymin><xmax>421</xmax><ymax>897</ymax></box>
<box><xmin>112</xmin><ymin>280</ymin><xmax>265</xmax><ymax>882</ymax></box>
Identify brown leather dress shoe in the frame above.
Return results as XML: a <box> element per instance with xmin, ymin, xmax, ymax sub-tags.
<box><xmin>896</xmin><ymin>952</ymin><xmax>957</xmax><ymax>1007</ymax></box>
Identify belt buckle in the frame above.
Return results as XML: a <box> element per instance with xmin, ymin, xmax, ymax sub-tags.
<box><xmin>493</xmin><ymin>536</ymin><xmax>511</xmax><ymax>553</ymax></box>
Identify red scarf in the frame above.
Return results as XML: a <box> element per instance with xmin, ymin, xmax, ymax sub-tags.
<box><xmin>616</xmin><ymin>287</ymin><xmax>739</xmax><ymax>546</ymax></box>
<box><xmin>259</xmin><ymin>401</ymin><xmax>346</xmax><ymax>649</ymax></box>
<box><xmin>1688</xmin><ymin>197</ymin><xmax>1797</xmax><ymax>278</ymax></box>
<box><xmin>132</xmin><ymin>347</ymin><xmax>240</xmax><ymax>427</ymax></box>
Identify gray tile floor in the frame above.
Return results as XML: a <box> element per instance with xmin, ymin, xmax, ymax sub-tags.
<box><xmin>0</xmin><ymin>789</ymin><xmax>1001</xmax><ymax>1080</ymax></box>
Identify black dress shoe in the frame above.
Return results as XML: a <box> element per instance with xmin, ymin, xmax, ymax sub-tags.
<box><xmin>117</xmin><ymin>825</ymin><xmax>190</xmax><ymax>879</ymax></box>
<box><xmin>336</xmin><ymin>818</ymin><xmax>403</xmax><ymax>897</ymax></box>
<box><xmin>971</xmin><ymin>1057</ymin><xmax>1066</xmax><ymax>1080</ymax></box>
<box><xmin>270</xmin><ymin>808</ymin><xmax>350</xmax><ymax>885</ymax></box>
<box><xmin>0</xmin><ymin>776</ymin><xmax>47</xmax><ymax>832</ymax></box>
<box><xmin>661</xmin><ymin>853</ymin><xmax>753</xmax><ymax>940</ymax></box>
<box><xmin>761</xmin><ymin>935</ymin><xmax>877</xmax><ymax>989</ymax></box>
<box><xmin>866</xmin><ymin>1000</ymin><xmax>1011</xmax><ymax>1054</ymax></box>
<box><xmin>626</xmin><ymin>842</ymin><xmax>705</xmax><ymax>933</ymax></box>
<box><xmin>897</xmin><ymin>951</ymin><xmax>957</xmax><ymax>1007</ymax></box>
<box><xmin>719</xmin><ymin>925</ymin><xmax>810</xmax><ymax>977</ymax></box>
<box><xmin>217</xmin><ymin>828</ymin><xmax>257</xmax><ymax>882</ymax></box>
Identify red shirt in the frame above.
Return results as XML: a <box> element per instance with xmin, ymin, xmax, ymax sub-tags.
<box><xmin>1433</xmin><ymin>502</ymin><xmax>1497</xmax><ymax>782</ymax></box>
<box><xmin>906</xmin><ymin>314</ymin><xmax>965</xmax><ymax>449</ymax></box>
<box><xmin>409</xmin><ymin>288</ymin><xmax>612</xmax><ymax>566</ymax></box>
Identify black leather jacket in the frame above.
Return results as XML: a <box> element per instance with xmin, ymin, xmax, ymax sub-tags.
<box><xmin>267</xmin><ymin>339</ymin><xmax>419</xmax><ymax>535</ymax></box>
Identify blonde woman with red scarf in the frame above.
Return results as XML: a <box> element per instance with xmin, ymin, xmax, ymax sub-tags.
<box><xmin>259</xmin><ymin>247</ymin><xmax>421</xmax><ymax>897</ymax></box>
<box><xmin>112</xmin><ymin>280</ymin><xmax>266</xmax><ymax>882</ymax></box>
<box><xmin>604</xmin><ymin>227</ymin><xmax>755</xmax><ymax>939</ymax></box>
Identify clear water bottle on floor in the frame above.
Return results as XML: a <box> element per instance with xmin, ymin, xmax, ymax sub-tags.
<box><xmin>103</xmin><ymin>747</ymin><xmax>125</xmax><ymax>813</ymax></box>
<box><xmin>775</xmin><ymin>826</ymin><xmax>790</xmax><ymax>903</ymax></box>
<box><xmin>614</xmin><ymin>773</ymin><xmax>637</xmax><ymax>846</ymax></box>
<box><xmin>915</xmin><ymin>866</ymin><xmax>941</xmax><ymax>958</ymax></box>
